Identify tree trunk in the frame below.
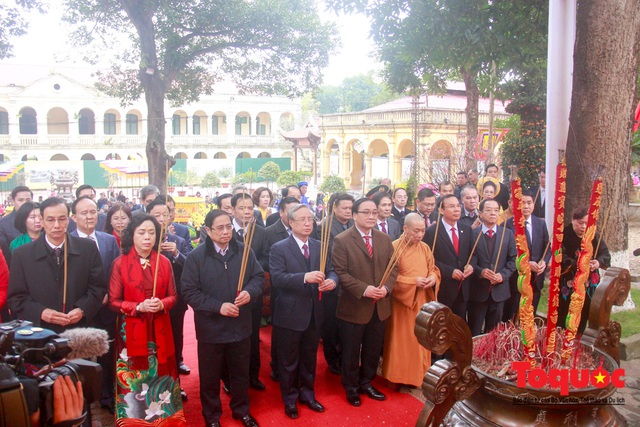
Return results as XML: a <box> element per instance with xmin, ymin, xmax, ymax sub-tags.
<box><xmin>461</xmin><ymin>67</ymin><xmax>480</xmax><ymax>170</ymax></box>
<box><xmin>565</xmin><ymin>0</ymin><xmax>640</xmax><ymax>267</ymax></box>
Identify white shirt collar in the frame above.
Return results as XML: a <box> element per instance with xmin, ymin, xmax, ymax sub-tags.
<box><xmin>45</xmin><ymin>235</ymin><xmax>64</xmax><ymax>250</ymax></box>
<box><xmin>292</xmin><ymin>234</ymin><xmax>309</xmax><ymax>253</ymax></box>
<box><xmin>214</xmin><ymin>242</ymin><xmax>228</xmax><ymax>255</ymax></box>
<box><xmin>481</xmin><ymin>224</ymin><xmax>497</xmax><ymax>234</ymax></box>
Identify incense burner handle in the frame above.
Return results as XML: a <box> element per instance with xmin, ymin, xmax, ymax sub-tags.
<box><xmin>582</xmin><ymin>267</ymin><xmax>631</xmax><ymax>364</ymax></box>
<box><xmin>414</xmin><ymin>302</ymin><xmax>481</xmax><ymax>427</ymax></box>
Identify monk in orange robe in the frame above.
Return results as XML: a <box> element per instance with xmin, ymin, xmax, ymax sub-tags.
<box><xmin>382</xmin><ymin>213</ymin><xmax>440</xmax><ymax>388</ymax></box>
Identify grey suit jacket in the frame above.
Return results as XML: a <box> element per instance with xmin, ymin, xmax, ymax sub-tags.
<box><xmin>374</xmin><ymin>217</ymin><xmax>402</xmax><ymax>241</ymax></box>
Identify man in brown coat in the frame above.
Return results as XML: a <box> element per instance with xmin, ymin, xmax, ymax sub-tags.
<box><xmin>331</xmin><ymin>197</ymin><xmax>397</xmax><ymax>407</ymax></box>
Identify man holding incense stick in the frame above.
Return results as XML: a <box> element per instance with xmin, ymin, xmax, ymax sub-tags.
<box><xmin>182</xmin><ymin>209</ymin><xmax>264</xmax><ymax>427</ymax></box>
<box><xmin>468</xmin><ymin>198</ymin><xmax>517</xmax><ymax>336</ymax></box>
<box><xmin>332</xmin><ymin>197</ymin><xmax>397</xmax><ymax>407</ymax></box>
<box><xmin>270</xmin><ymin>204</ymin><xmax>338</xmax><ymax>419</ymax></box>
<box><xmin>8</xmin><ymin>197</ymin><xmax>106</xmax><ymax>333</ymax></box>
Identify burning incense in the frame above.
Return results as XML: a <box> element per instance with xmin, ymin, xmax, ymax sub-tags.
<box><xmin>237</xmin><ymin>218</ymin><xmax>256</xmax><ymax>295</ymax></box>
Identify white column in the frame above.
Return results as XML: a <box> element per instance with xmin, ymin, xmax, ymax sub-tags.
<box><xmin>546</xmin><ymin>0</ymin><xmax>576</xmax><ymax>224</ymax></box>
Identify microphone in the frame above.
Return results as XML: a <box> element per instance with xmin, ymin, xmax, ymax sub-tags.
<box><xmin>634</xmin><ymin>248</ymin><xmax>640</xmax><ymax>257</ymax></box>
<box><xmin>59</xmin><ymin>327</ymin><xmax>110</xmax><ymax>360</ymax></box>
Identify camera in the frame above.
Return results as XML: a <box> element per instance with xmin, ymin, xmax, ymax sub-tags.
<box><xmin>0</xmin><ymin>320</ymin><xmax>102</xmax><ymax>427</ymax></box>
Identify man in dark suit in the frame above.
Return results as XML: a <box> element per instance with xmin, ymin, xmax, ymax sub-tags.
<box><xmin>332</xmin><ymin>198</ymin><xmax>397</xmax><ymax>407</ymax></box>
<box><xmin>311</xmin><ymin>192</ymin><xmax>354</xmax><ymax>375</ymax></box>
<box><xmin>132</xmin><ymin>185</ymin><xmax>160</xmax><ymax>219</ymax></box>
<box><xmin>391</xmin><ymin>187</ymin><xmax>412</xmax><ymax>226</ymax></box>
<box><xmin>416</xmin><ymin>188</ymin><xmax>438</xmax><ymax>227</ymax></box>
<box><xmin>264</xmin><ymin>196</ymin><xmax>300</xmax><ymax>382</ymax></box>
<box><xmin>231</xmin><ymin>192</ymin><xmax>270</xmax><ymax>390</ymax></box>
<box><xmin>266</xmin><ymin>185</ymin><xmax>302</xmax><ymax>226</ymax></box>
<box><xmin>529</xmin><ymin>168</ymin><xmax>547</xmax><ymax>218</ymax></box>
<box><xmin>504</xmin><ymin>190</ymin><xmax>550</xmax><ymax>320</ymax></box>
<box><xmin>372</xmin><ymin>192</ymin><xmax>402</xmax><ymax>241</ymax></box>
<box><xmin>67</xmin><ymin>185</ymin><xmax>107</xmax><ymax>232</ymax></box>
<box><xmin>0</xmin><ymin>185</ymin><xmax>32</xmax><ymax>250</ymax></box>
<box><xmin>270</xmin><ymin>204</ymin><xmax>338</xmax><ymax>419</ymax></box>
<box><xmin>468</xmin><ymin>199</ymin><xmax>517</xmax><ymax>336</ymax></box>
<box><xmin>459</xmin><ymin>185</ymin><xmax>480</xmax><ymax>228</ymax></box>
<box><xmin>454</xmin><ymin>171</ymin><xmax>468</xmax><ymax>200</ymax></box>
<box><xmin>424</xmin><ymin>194</ymin><xmax>474</xmax><ymax>320</ymax></box>
<box><xmin>182</xmin><ymin>210</ymin><xmax>263</xmax><ymax>427</ymax></box>
<box><xmin>8</xmin><ymin>197</ymin><xmax>106</xmax><ymax>333</ymax></box>
<box><xmin>69</xmin><ymin>195</ymin><xmax>120</xmax><ymax>411</ymax></box>
<box><xmin>147</xmin><ymin>197</ymin><xmax>191</xmax><ymax>399</ymax></box>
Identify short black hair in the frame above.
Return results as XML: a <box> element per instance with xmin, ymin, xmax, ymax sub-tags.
<box><xmin>371</xmin><ymin>191</ymin><xmax>392</xmax><ymax>207</ymax></box>
<box><xmin>11</xmin><ymin>185</ymin><xmax>32</xmax><ymax>200</ymax></box>
<box><xmin>121</xmin><ymin>214</ymin><xmax>161</xmax><ymax>255</ymax></box>
<box><xmin>484</xmin><ymin>163</ymin><xmax>499</xmax><ymax>173</ymax></box>
<box><xmin>39</xmin><ymin>197</ymin><xmax>69</xmax><ymax>216</ymax></box>
<box><xmin>146</xmin><ymin>195</ymin><xmax>168</xmax><ymax>214</ymax></box>
<box><xmin>457</xmin><ymin>171</ymin><xmax>468</xmax><ymax>177</ymax></box>
<box><xmin>75</xmin><ymin>184</ymin><xmax>95</xmax><ymax>198</ymax></box>
<box><xmin>14</xmin><ymin>201</ymin><xmax>40</xmax><ymax>234</ymax></box>
<box><xmin>479</xmin><ymin>198</ymin><xmax>500</xmax><ymax>212</ymax></box>
<box><xmin>205</xmin><ymin>209</ymin><xmax>231</xmax><ymax>228</ymax></box>
<box><xmin>572</xmin><ymin>207</ymin><xmax>588</xmax><ymax>220</ymax></box>
<box><xmin>417</xmin><ymin>188</ymin><xmax>436</xmax><ymax>201</ymax></box>
<box><xmin>439</xmin><ymin>181</ymin><xmax>453</xmax><ymax>191</ymax></box>
<box><xmin>327</xmin><ymin>193</ymin><xmax>355</xmax><ymax>213</ymax></box>
<box><xmin>71</xmin><ymin>195</ymin><xmax>97</xmax><ymax>214</ymax></box>
<box><xmin>392</xmin><ymin>187</ymin><xmax>407</xmax><ymax>198</ymax></box>
<box><xmin>282</xmin><ymin>185</ymin><xmax>300</xmax><ymax>198</ymax></box>
<box><xmin>217</xmin><ymin>193</ymin><xmax>233</xmax><ymax>206</ymax></box>
<box><xmin>231</xmin><ymin>192</ymin><xmax>252</xmax><ymax>207</ymax></box>
<box><xmin>352</xmin><ymin>197</ymin><xmax>375</xmax><ymax>214</ymax></box>
<box><xmin>278</xmin><ymin>196</ymin><xmax>300</xmax><ymax>212</ymax></box>
<box><xmin>438</xmin><ymin>194</ymin><xmax>459</xmax><ymax>209</ymax></box>
<box><xmin>521</xmin><ymin>189</ymin><xmax>535</xmax><ymax>199</ymax></box>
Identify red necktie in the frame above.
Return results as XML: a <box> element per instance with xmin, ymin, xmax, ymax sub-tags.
<box><xmin>424</xmin><ymin>216</ymin><xmax>430</xmax><ymax>228</ymax></box>
<box><xmin>364</xmin><ymin>235</ymin><xmax>373</xmax><ymax>258</ymax></box>
<box><xmin>302</xmin><ymin>243</ymin><xmax>309</xmax><ymax>260</ymax></box>
<box><xmin>380</xmin><ymin>221</ymin><xmax>387</xmax><ymax>234</ymax></box>
<box><xmin>451</xmin><ymin>227</ymin><xmax>459</xmax><ymax>255</ymax></box>
<box><xmin>487</xmin><ymin>229</ymin><xmax>494</xmax><ymax>238</ymax></box>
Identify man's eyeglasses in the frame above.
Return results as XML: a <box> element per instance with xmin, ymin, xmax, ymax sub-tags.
<box><xmin>356</xmin><ymin>210</ymin><xmax>378</xmax><ymax>217</ymax></box>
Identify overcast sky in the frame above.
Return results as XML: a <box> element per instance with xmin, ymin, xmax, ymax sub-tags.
<box><xmin>2</xmin><ymin>2</ymin><xmax>380</xmax><ymax>87</ymax></box>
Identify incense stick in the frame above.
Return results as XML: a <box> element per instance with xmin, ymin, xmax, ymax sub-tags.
<box><xmin>457</xmin><ymin>230</ymin><xmax>483</xmax><ymax>293</ymax></box>
<box><xmin>62</xmin><ymin>234</ymin><xmax>68</xmax><ymax>313</ymax></box>
<box><xmin>493</xmin><ymin>225</ymin><xmax>506</xmax><ymax>273</ymax></box>
<box><xmin>431</xmin><ymin>208</ymin><xmax>441</xmax><ymax>251</ymax></box>
<box><xmin>377</xmin><ymin>234</ymin><xmax>410</xmax><ymax>289</ymax></box>
<box><xmin>152</xmin><ymin>161</ymin><xmax>170</xmax><ymax>298</ymax></box>
<box><xmin>594</xmin><ymin>203</ymin><xmax>612</xmax><ymax>258</ymax></box>
<box><xmin>539</xmin><ymin>240</ymin><xmax>550</xmax><ymax>264</ymax></box>
<box><xmin>237</xmin><ymin>218</ymin><xmax>256</xmax><ymax>295</ymax></box>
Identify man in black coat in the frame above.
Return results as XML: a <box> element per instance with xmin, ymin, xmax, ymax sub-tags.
<box><xmin>468</xmin><ymin>199</ymin><xmax>517</xmax><ymax>336</ymax></box>
<box><xmin>391</xmin><ymin>187</ymin><xmax>412</xmax><ymax>226</ymax></box>
<box><xmin>424</xmin><ymin>194</ymin><xmax>474</xmax><ymax>320</ymax></box>
<box><xmin>231</xmin><ymin>192</ymin><xmax>270</xmax><ymax>390</ymax></box>
<box><xmin>264</xmin><ymin>196</ymin><xmax>300</xmax><ymax>381</ymax></box>
<box><xmin>8</xmin><ymin>197</ymin><xmax>106</xmax><ymax>333</ymax></box>
<box><xmin>458</xmin><ymin>185</ymin><xmax>480</xmax><ymax>229</ymax></box>
<box><xmin>182</xmin><ymin>210</ymin><xmax>263</xmax><ymax>427</ymax></box>
<box><xmin>504</xmin><ymin>190</ymin><xmax>550</xmax><ymax>320</ymax></box>
<box><xmin>270</xmin><ymin>204</ymin><xmax>338</xmax><ymax>419</ymax></box>
<box><xmin>266</xmin><ymin>185</ymin><xmax>302</xmax><ymax>226</ymax></box>
<box><xmin>529</xmin><ymin>168</ymin><xmax>547</xmax><ymax>218</ymax></box>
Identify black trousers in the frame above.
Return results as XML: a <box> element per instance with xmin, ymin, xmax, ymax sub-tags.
<box><xmin>275</xmin><ymin>317</ymin><xmax>320</xmax><ymax>406</ymax></box>
<box><xmin>169</xmin><ymin>299</ymin><xmax>187</xmax><ymax>364</ymax></box>
<box><xmin>221</xmin><ymin>298</ymin><xmax>262</xmax><ymax>386</ymax></box>
<box><xmin>339</xmin><ymin>310</ymin><xmax>385</xmax><ymax>392</ymax></box>
<box><xmin>321</xmin><ymin>292</ymin><xmax>341</xmax><ymax>366</ymax></box>
<box><xmin>468</xmin><ymin>298</ymin><xmax>505</xmax><ymax>336</ymax></box>
<box><xmin>198</xmin><ymin>337</ymin><xmax>251</xmax><ymax>424</ymax></box>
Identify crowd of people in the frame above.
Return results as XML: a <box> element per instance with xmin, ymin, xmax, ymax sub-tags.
<box><xmin>0</xmin><ymin>163</ymin><xmax>611</xmax><ymax>427</ymax></box>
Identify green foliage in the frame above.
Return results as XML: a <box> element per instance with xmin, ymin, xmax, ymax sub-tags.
<box><xmin>232</xmin><ymin>170</ymin><xmax>258</xmax><ymax>185</ymax></box>
<box><xmin>314</xmin><ymin>74</ymin><xmax>401</xmax><ymax>114</ymax></box>
<box><xmin>171</xmin><ymin>170</ymin><xmax>200</xmax><ymax>187</ymax></box>
<box><xmin>258</xmin><ymin>161</ymin><xmax>281</xmax><ymax>183</ymax></box>
<box><xmin>633</xmin><ymin>131</ymin><xmax>640</xmax><ymax>166</ymax></box>
<box><xmin>404</xmin><ymin>174</ymin><xmax>418</xmax><ymax>208</ymax></box>
<box><xmin>0</xmin><ymin>0</ymin><xmax>45</xmax><ymax>59</ymax></box>
<box><xmin>276</xmin><ymin>170</ymin><xmax>304</xmax><ymax>187</ymax></box>
<box><xmin>320</xmin><ymin>175</ymin><xmax>346</xmax><ymax>193</ymax></box>
<box><xmin>218</xmin><ymin>168</ymin><xmax>232</xmax><ymax>179</ymax></box>
<box><xmin>201</xmin><ymin>172</ymin><xmax>221</xmax><ymax>189</ymax></box>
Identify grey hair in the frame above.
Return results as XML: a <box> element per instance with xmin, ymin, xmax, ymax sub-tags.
<box><xmin>460</xmin><ymin>184</ymin><xmax>479</xmax><ymax>198</ymax></box>
<box><xmin>140</xmin><ymin>185</ymin><xmax>160</xmax><ymax>200</ymax></box>
<box><xmin>287</xmin><ymin>203</ymin><xmax>313</xmax><ymax>222</ymax></box>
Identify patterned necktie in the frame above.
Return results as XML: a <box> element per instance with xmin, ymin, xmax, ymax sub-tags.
<box><xmin>380</xmin><ymin>221</ymin><xmax>387</xmax><ymax>234</ymax></box>
<box><xmin>54</xmin><ymin>247</ymin><xmax>62</xmax><ymax>266</ymax></box>
<box><xmin>451</xmin><ymin>227</ymin><xmax>459</xmax><ymax>255</ymax></box>
<box><xmin>363</xmin><ymin>235</ymin><xmax>373</xmax><ymax>258</ymax></box>
<box><xmin>302</xmin><ymin>243</ymin><xmax>309</xmax><ymax>260</ymax></box>
<box><xmin>424</xmin><ymin>216</ymin><xmax>430</xmax><ymax>228</ymax></box>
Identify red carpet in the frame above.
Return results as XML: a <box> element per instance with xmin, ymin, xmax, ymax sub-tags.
<box><xmin>179</xmin><ymin>309</ymin><xmax>424</xmax><ymax>426</ymax></box>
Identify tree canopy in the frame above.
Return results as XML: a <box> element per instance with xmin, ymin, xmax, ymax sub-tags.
<box><xmin>0</xmin><ymin>0</ymin><xmax>44</xmax><ymax>59</ymax></box>
<box><xmin>314</xmin><ymin>73</ymin><xmax>400</xmax><ymax>114</ymax></box>
<box><xmin>62</xmin><ymin>0</ymin><xmax>338</xmax><ymax>190</ymax></box>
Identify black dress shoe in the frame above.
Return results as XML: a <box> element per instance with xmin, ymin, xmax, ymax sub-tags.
<box><xmin>299</xmin><ymin>398</ymin><xmax>325</xmax><ymax>412</ymax></box>
<box><xmin>180</xmin><ymin>388</ymin><xmax>188</xmax><ymax>402</ymax></box>
<box><xmin>178</xmin><ymin>362</ymin><xmax>191</xmax><ymax>375</ymax></box>
<box><xmin>222</xmin><ymin>382</ymin><xmax>230</xmax><ymax>394</ymax></box>
<box><xmin>232</xmin><ymin>414</ymin><xmax>259</xmax><ymax>427</ymax></box>
<box><xmin>249</xmin><ymin>378</ymin><xmax>266</xmax><ymax>391</ymax></box>
<box><xmin>270</xmin><ymin>370</ymin><xmax>280</xmax><ymax>382</ymax></box>
<box><xmin>284</xmin><ymin>404</ymin><xmax>298</xmax><ymax>419</ymax></box>
<box><xmin>359</xmin><ymin>385</ymin><xmax>386</xmax><ymax>401</ymax></box>
<box><xmin>329</xmin><ymin>363</ymin><xmax>341</xmax><ymax>375</ymax></box>
<box><xmin>346</xmin><ymin>390</ymin><xmax>361</xmax><ymax>407</ymax></box>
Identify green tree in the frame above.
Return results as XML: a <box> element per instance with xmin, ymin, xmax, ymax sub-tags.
<box><xmin>63</xmin><ymin>0</ymin><xmax>338</xmax><ymax>192</ymax></box>
<box><xmin>320</xmin><ymin>175</ymin><xmax>346</xmax><ymax>193</ymax></box>
<box><xmin>314</xmin><ymin>73</ymin><xmax>401</xmax><ymax>113</ymax></box>
<box><xmin>258</xmin><ymin>161</ymin><xmax>281</xmax><ymax>185</ymax></box>
<box><xmin>201</xmin><ymin>172</ymin><xmax>221</xmax><ymax>191</ymax></box>
<box><xmin>327</xmin><ymin>0</ymin><xmax>547</xmax><ymax>166</ymax></box>
<box><xmin>0</xmin><ymin>1</ymin><xmax>44</xmax><ymax>59</ymax></box>
<box><xmin>276</xmin><ymin>170</ymin><xmax>303</xmax><ymax>187</ymax></box>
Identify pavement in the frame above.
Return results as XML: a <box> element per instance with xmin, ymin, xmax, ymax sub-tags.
<box><xmin>617</xmin><ymin>358</ymin><xmax>640</xmax><ymax>425</ymax></box>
